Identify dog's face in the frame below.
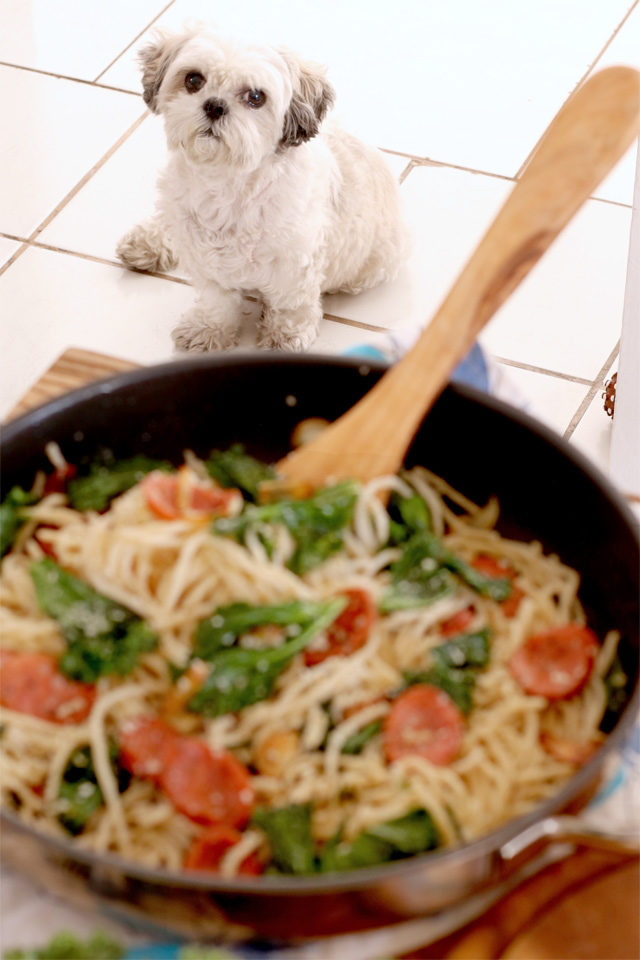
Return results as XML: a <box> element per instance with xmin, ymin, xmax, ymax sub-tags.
<box><xmin>139</xmin><ymin>31</ymin><xmax>335</xmax><ymax>171</ymax></box>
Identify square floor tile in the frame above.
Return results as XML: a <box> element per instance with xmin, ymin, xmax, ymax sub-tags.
<box><xmin>0</xmin><ymin>0</ymin><xmax>168</xmax><ymax>81</ymax></box>
<box><xmin>38</xmin><ymin>116</ymin><xmax>168</xmax><ymax>264</ymax></box>
<box><xmin>0</xmin><ymin>248</ymin><xmax>186</xmax><ymax>419</ymax></box>
<box><xmin>0</xmin><ymin>237</ymin><xmax>22</xmax><ymax>269</ymax></box>
<box><xmin>479</xmin><ymin>198</ymin><xmax>632</xmax><ymax>379</ymax></box>
<box><xmin>588</xmin><ymin>4</ymin><xmax>640</xmax><ymax>205</ymax></box>
<box><xmin>101</xmin><ymin>0</ymin><xmax>632</xmax><ymax>175</ymax></box>
<box><xmin>569</xmin><ymin>385</ymin><xmax>615</xmax><ymax>472</ymax></box>
<box><xmin>0</xmin><ymin>66</ymin><xmax>145</xmax><ymax>237</ymax></box>
<box><xmin>494</xmin><ymin>365</ymin><xmax>589</xmax><ymax>437</ymax></box>
<box><xmin>325</xmin><ymin>162</ymin><xmax>512</xmax><ymax>330</ymax></box>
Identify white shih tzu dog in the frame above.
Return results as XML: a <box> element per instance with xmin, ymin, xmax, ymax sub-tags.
<box><xmin>117</xmin><ymin>28</ymin><xmax>408</xmax><ymax>352</ymax></box>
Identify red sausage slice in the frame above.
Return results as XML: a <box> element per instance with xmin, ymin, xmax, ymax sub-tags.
<box><xmin>304</xmin><ymin>588</ymin><xmax>376</xmax><ymax>666</ymax></box>
<box><xmin>119</xmin><ymin>716</ymin><xmax>254</xmax><ymax>828</ymax></box>
<box><xmin>141</xmin><ymin>472</ymin><xmax>240</xmax><ymax>520</ymax></box>
<box><xmin>118</xmin><ymin>716</ymin><xmax>180</xmax><ymax>783</ymax></box>
<box><xmin>384</xmin><ymin>683</ymin><xmax>465</xmax><ymax>766</ymax></box>
<box><xmin>184</xmin><ymin>824</ymin><xmax>263</xmax><ymax>874</ymax></box>
<box><xmin>439</xmin><ymin>606</ymin><xmax>475</xmax><ymax>637</ymax></box>
<box><xmin>509</xmin><ymin>624</ymin><xmax>599</xmax><ymax>700</ymax></box>
<box><xmin>0</xmin><ymin>649</ymin><xmax>95</xmax><ymax>724</ymax></box>
<box><xmin>472</xmin><ymin>555</ymin><xmax>524</xmax><ymax>617</ymax></box>
<box><xmin>160</xmin><ymin>736</ymin><xmax>254</xmax><ymax>828</ymax></box>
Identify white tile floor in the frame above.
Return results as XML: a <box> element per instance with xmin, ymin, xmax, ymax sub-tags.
<box><xmin>1</xmin><ymin>0</ymin><xmax>639</xmax><ymax>494</ymax></box>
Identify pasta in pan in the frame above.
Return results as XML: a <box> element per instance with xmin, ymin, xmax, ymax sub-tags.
<box><xmin>0</xmin><ymin>444</ymin><xmax>625</xmax><ymax>877</ymax></box>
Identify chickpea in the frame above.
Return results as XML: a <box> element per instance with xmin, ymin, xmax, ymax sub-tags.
<box><xmin>253</xmin><ymin>730</ymin><xmax>300</xmax><ymax>777</ymax></box>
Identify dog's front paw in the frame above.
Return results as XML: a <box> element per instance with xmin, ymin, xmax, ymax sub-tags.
<box><xmin>117</xmin><ymin>220</ymin><xmax>177</xmax><ymax>273</ymax></box>
<box><xmin>257</xmin><ymin>304</ymin><xmax>320</xmax><ymax>352</ymax></box>
<box><xmin>172</xmin><ymin>315</ymin><xmax>239</xmax><ymax>353</ymax></box>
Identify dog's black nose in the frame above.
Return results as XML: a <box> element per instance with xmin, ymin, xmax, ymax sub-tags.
<box><xmin>203</xmin><ymin>98</ymin><xmax>228</xmax><ymax>121</ymax></box>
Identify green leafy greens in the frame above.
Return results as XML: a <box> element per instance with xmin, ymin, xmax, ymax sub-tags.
<box><xmin>0</xmin><ymin>485</ymin><xmax>38</xmax><ymax>558</ymax></box>
<box><xmin>252</xmin><ymin>804</ymin><xmax>440</xmax><ymax>875</ymax></box>
<box><xmin>67</xmin><ymin>455</ymin><xmax>172</xmax><ymax>512</ymax></box>
<box><xmin>187</xmin><ymin>598</ymin><xmax>346</xmax><ymax>717</ymax></box>
<box><xmin>213</xmin><ymin>480</ymin><xmax>359</xmax><ymax>574</ymax></box>
<box><xmin>340</xmin><ymin>719</ymin><xmax>382</xmax><ymax>755</ymax></box>
<box><xmin>404</xmin><ymin>628</ymin><xmax>491</xmax><ymax>713</ymax></box>
<box><xmin>57</xmin><ymin>741</ymin><xmax>130</xmax><ymax>835</ymax></box>
<box><xmin>30</xmin><ymin>557</ymin><xmax>157</xmax><ymax>682</ymax></box>
<box><xmin>204</xmin><ymin>444</ymin><xmax>275</xmax><ymax>502</ymax></box>
<box><xmin>3</xmin><ymin>931</ymin><xmax>125</xmax><ymax>960</ymax></box>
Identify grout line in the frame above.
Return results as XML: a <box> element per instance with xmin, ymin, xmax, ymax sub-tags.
<box><xmin>398</xmin><ymin>159</ymin><xmax>416</xmax><ymax>185</ymax></box>
<box><xmin>0</xmin><ymin>111</ymin><xmax>149</xmax><ymax>278</ymax></box>
<box><xmin>321</xmin><ymin>313</ymin><xmax>393</xmax><ymax>333</ymax></box>
<box><xmin>563</xmin><ymin>342</ymin><xmax>620</xmax><ymax>440</ymax></box>
<box><xmin>494</xmin><ymin>357</ymin><xmax>593</xmax><ymax>385</ymax></box>
<box><xmin>0</xmin><ymin>60</ymin><xmax>140</xmax><ymax>97</ymax></box>
<box><xmin>409</xmin><ymin>155</ymin><xmax>515</xmax><ymax>184</ymax></box>
<box><xmin>93</xmin><ymin>0</ymin><xmax>177</xmax><ymax>82</ymax></box>
<box><xmin>0</xmin><ymin>232</ymin><xmax>193</xmax><ymax>285</ymax></box>
<box><xmin>514</xmin><ymin>0</ymin><xmax>640</xmax><ymax>180</ymax></box>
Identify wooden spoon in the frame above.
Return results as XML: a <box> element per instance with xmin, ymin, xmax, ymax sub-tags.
<box><xmin>277</xmin><ymin>66</ymin><xmax>640</xmax><ymax>489</ymax></box>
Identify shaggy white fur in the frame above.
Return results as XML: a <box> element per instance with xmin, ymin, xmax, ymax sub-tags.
<box><xmin>117</xmin><ymin>29</ymin><xmax>408</xmax><ymax>352</ymax></box>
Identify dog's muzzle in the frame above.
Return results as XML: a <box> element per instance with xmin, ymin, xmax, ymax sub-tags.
<box><xmin>203</xmin><ymin>98</ymin><xmax>228</xmax><ymax>122</ymax></box>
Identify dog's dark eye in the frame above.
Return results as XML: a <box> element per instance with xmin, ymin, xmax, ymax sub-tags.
<box><xmin>185</xmin><ymin>72</ymin><xmax>206</xmax><ymax>93</ymax></box>
<box><xmin>243</xmin><ymin>88</ymin><xmax>266</xmax><ymax>108</ymax></box>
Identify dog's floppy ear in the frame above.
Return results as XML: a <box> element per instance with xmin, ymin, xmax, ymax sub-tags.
<box><xmin>280</xmin><ymin>51</ymin><xmax>336</xmax><ymax>147</ymax></box>
<box><xmin>138</xmin><ymin>31</ymin><xmax>188</xmax><ymax>113</ymax></box>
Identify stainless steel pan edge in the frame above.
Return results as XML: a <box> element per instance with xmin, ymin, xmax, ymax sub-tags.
<box><xmin>1</xmin><ymin>353</ymin><xmax>638</xmax><ymax>936</ymax></box>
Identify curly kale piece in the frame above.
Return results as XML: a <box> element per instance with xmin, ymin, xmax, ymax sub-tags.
<box><xmin>253</xmin><ymin>805</ymin><xmax>440</xmax><ymax>875</ymax></box>
<box><xmin>204</xmin><ymin>444</ymin><xmax>275</xmax><ymax>502</ymax></box>
<box><xmin>403</xmin><ymin>629</ymin><xmax>491</xmax><ymax>714</ymax></box>
<box><xmin>3</xmin><ymin>931</ymin><xmax>125</xmax><ymax>960</ymax></box>
<box><xmin>213</xmin><ymin>480</ymin><xmax>359</xmax><ymax>574</ymax></box>
<box><xmin>380</xmin><ymin>533</ymin><xmax>457</xmax><ymax>612</ymax></box>
<box><xmin>30</xmin><ymin>557</ymin><xmax>157</xmax><ymax>683</ymax></box>
<box><xmin>0</xmin><ymin>485</ymin><xmax>39</xmax><ymax>557</ymax></box>
<box><xmin>67</xmin><ymin>455</ymin><xmax>172</xmax><ymax>512</ymax></box>
<box><xmin>251</xmin><ymin>803</ymin><xmax>317</xmax><ymax>875</ymax></box>
<box><xmin>340</xmin><ymin>719</ymin><xmax>383</xmax><ymax>755</ymax></box>
<box><xmin>57</xmin><ymin>741</ymin><xmax>130</xmax><ymax>835</ymax></box>
<box><xmin>187</xmin><ymin>597</ymin><xmax>346</xmax><ymax>717</ymax></box>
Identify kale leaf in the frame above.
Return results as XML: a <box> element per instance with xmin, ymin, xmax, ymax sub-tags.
<box><xmin>320</xmin><ymin>809</ymin><xmax>440</xmax><ymax>873</ymax></box>
<box><xmin>380</xmin><ymin>533</ymin><xmax>456</xmax><ymax>612</ymax></box>
<box><xmin>404</xmin><ymin>629</ymin><xmax>491</xmax><ymax>714</ymax></box>
<box><xmin>252</xmin><ymin>804</ymin><xmax>440</xmax><ymax>875</ymax></box>
<box><xmin>387</xmin><ymin>490</ymin><xmax>432</xmax><ymax>545</ymax></box>
<box><xmin>57</xmin><ymin>741</ymin><xmax>130</xmax><ymax>835</ymax></box>
<box><xmin>67</xmin><ymin>455</ymin><xmax>172</xmax><ymax>512</ymax></box>
<box><xmin>3</xmin><ymin>931</ymin><xmax>125</xmax><ymax>960</ymax></box>
<box><xmin>213</xmin><ymin>480</ymin><xmax>359</xmax><ymax>574</ymax></box>
<box><xmin>30</xmin><ymin>557</ymin><xmax>157</xmax><ymax>683</ymax></box>
<box><xmin>204</xmin><ymin>445</ymin><xmax>275</xmax><ymax>502</ymax></box>
<box><xmin>340</xmin><ymin>719</ymin><xmax>382</xmax><ymax>755</ymax></box>
<box><xmin>381</xmin><ymin>529</ymin><xmax>512</xmax><ymax>613</ymax></box>
<box><xmin>187</xmin><ymin>598</ymin><xmax>346</xmax><ymax>717</ymax></box>
<box><xmin>601</xmin><ymin>651</ymin><xmax>629</xmax><ymax>731</ymax></box>
<box><xmin>251</xmin><ymin>803</ymin><xmax>317</xmax><ymax>875</ymax></box>
<box><xmin>0</xmin><ymin>485</ymin><xmax>38</xmax><ymax>558</ymax></box>
<box><xmin>417</xmin><ymin>531</ymin><xmax>512</xmax><ymax>602</ymax></box>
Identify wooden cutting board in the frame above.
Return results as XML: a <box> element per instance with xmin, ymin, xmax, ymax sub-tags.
<box><xmin>6</xmin><ymin>348</ymin><xmax>640</xmax><ymax>959</ymax></box>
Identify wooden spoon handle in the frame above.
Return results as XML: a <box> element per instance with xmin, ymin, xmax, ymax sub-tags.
<box><xmin>279</xmin><ymin>66</ymin><xmax>640</xmax><ymax>488</ymax></box>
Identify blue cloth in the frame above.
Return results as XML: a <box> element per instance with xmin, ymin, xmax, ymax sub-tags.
<box><xmin>341</xmin><ymin>341</ymin><xmax>490</xmax><ymax>393</ymax></box>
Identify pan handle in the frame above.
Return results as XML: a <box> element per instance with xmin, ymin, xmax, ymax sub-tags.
<box><xmin>499</xmin><ymin>814</ymin><xmax>640</xmax><ymax>865</ymax></box>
